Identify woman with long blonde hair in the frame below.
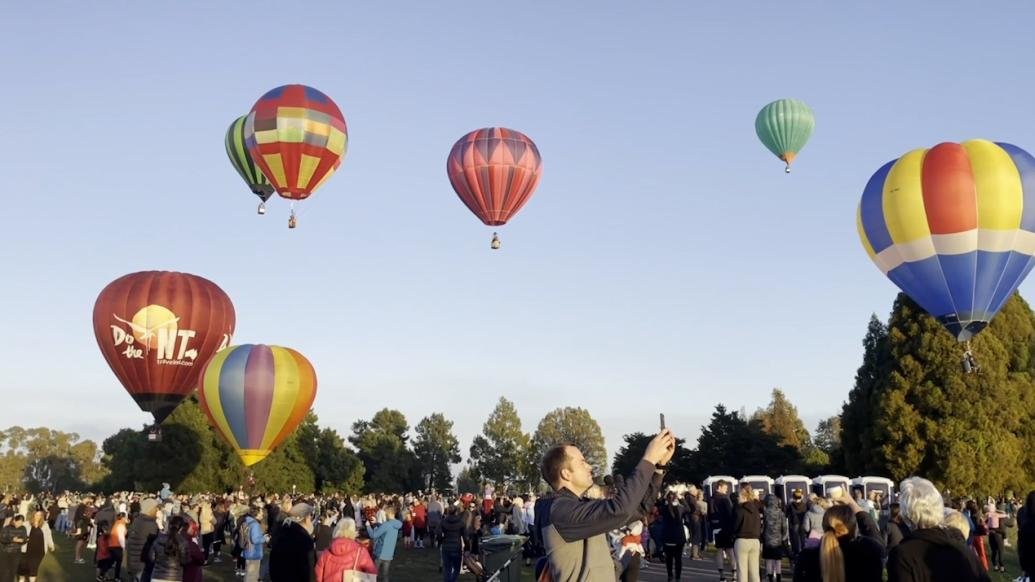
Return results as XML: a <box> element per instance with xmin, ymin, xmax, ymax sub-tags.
<box><xmin>732</xmin><ymin>484</ymin><xmax>764</xmax><ymax>582</ymax></box>
<box><xmin>792</xmin><ymin>493</ymin><xmax>883</xmax><ymax>582</ymax></box>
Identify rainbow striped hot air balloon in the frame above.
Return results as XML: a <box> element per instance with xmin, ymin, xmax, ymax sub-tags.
<box><xmin>199</xmin><ymin>344</ymin><xmax>317</xmax><ymax>466</ymax></box>
<box><xmin>857</xmin><ymin>139</ymin><xmax>1035</xmax><ymax>342</ymax></box>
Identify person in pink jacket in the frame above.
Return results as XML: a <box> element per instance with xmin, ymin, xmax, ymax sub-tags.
<box><xmin>314</xmin><ymin>518</ymin><xmax>377</xmax><ymax>582</ymax></box>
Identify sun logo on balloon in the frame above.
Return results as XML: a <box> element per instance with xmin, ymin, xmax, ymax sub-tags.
<box><xmin>113</xmin><ymin>305</ymin><xmax>180</xmax><ymax>350</ymax></box>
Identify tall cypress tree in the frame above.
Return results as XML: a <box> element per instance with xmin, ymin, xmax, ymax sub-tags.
<box><xmin>853</xmin><ymin>293</ymin><xmax>1035</xmax><ymax>494</ymax></box>
<box><xmin>841</xmin><ymin>314</ymin><xmax>889</xmax><ymax>475</ymax></box>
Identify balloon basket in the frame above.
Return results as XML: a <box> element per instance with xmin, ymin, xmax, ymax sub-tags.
<box><xmin>147</xmin><ymin>426</ymin><xmax>163</xmax><ymax>442</ymax></box>
<box><xmin>490</xmin><ymin>232</ymin><xmax>501</xmax><ymax>250</ymax></box>
<box><xmin>257</xmin><ymin>202</ymin><xmax>267</xmax><ymax>215</ymax></box>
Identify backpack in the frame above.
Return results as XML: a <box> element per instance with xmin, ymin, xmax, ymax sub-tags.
<box><xmin>237</xmin><ymin>520</ymin><xmax>254</xmax><ymax>552</ymax></box>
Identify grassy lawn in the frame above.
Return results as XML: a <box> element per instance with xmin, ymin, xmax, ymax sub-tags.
<box><xmin>37</xmin><ymin>533</ymin><xmax>1020</xmax><ymax>581</ymax></box>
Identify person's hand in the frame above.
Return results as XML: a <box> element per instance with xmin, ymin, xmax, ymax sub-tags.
<box><xmin>642</xmin><ymin>429</ymin><xmax>676</xmax><ymax>465</ymax></box>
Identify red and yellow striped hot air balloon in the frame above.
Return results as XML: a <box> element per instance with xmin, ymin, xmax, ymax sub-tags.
<box><xmin>244</xmin><ymin>84</ymin><xmax>348</xmax><ymax>228</ymax></box>
<box><xmin>447</xmin><ymin>127</ymin><xmax>542</xmax><ymax>249</ymax></box>
<box><xmin>198</xmin><ymin>344</ymin><xmax>317</xmax><ymax>466</ymax></box>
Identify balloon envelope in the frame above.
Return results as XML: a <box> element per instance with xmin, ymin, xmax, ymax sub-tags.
<box><xmin>447</xmin><ymin>127</ymin><xmax>542</xmax><ymax>226</ymax></box>
<box><xmin>858</xmin><ymin>139</ymin><xmax>1035</xmax><ymax>341</ymax></box>
<box><xmin>244</xmin><ymin>84</ymin><xmax>347</xmax><ymax>201</ymax></box>
<box><xmin>755</xmin><ymin>99</ymin><xmax>814</xmax><ymax>169</ymax></box>
<box><xmin>225</xmin><ymin>115</ymin><xmax>274</xmax><ymax>202</ymax></box>
<box><xmin>93</xmin><ymin>271</ymin><xmax>236</xmax><ymax>423</ymax></box>
<box><xmin>199</xmin><ymin>344</ymin><xmax>317</xmax><ymax>467</ymax></box>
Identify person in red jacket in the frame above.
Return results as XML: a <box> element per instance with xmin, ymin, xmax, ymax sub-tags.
<box><xmin>412</xmin><ymin>501</ymin><xmax>428</xmax><ymax>549</ymax></box>
<box><xmin>314</xmin><ymin>518</ymin><xmax>377</xmax><ymax>582</ymax></box>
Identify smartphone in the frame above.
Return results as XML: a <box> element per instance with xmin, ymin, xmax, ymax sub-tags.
<box><xmin>659</xmin><ymin>413</ymin><xmax>666</xmax><ymax>430</ymax></box>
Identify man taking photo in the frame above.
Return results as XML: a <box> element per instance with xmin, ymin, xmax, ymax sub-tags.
<box><xmin>535</xmin><ymin>428</ymin><xmax>675</xmax><ymax>581</ymax></box>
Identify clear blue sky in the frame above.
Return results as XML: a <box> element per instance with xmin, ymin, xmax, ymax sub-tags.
<box><xmin>3</xmin><ymin>2</ymin><xmax>1035</xmax><ymax>466</ymax></box>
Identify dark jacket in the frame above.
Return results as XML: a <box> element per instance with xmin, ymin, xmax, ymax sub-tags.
<box><xmin>793</xmin><ymin>510</ymin><xmax>884</xmax><ymax>582</ymax></box>
<box><xmin>314</xmin><ymin>523</ymin><xmax>333</xmax><ymax>553</ymax></box>
<box><xmin>268</xmin><ymin>520</ymin><xmax>316</xmax><ymax>582</ymax></box>
<box><xmin>886</xmin><ymin>525</ymin><xmax>990</xmax><ymax>582</ymax></box>
<box><xmin>149</xmin><ymin>532</ymin><xmax>189</xmax><ymax>581</ymax></box>
<box><xmin>886</xmin><ymin>519</ymin><xmax>909</xmax><ymax>552</ymax></box>
<box><xmin>125</xmin><ymin>514</ymin><xmax>159</xmax><ymax>574</ymax></box>
<box><xmin>182</xmin><ymin>536</ymin><xmax>206</xmax><ymax>582</ymax></box>
<box><xmin>711</xmin><ymin>493</ymin><xmax>735</xmax><ymax>547</ymax></box>
<box><xmin>659</xmin><ymin>502</ymin><xmax>687</xmax><ymax>545</ymax></box>
<box><xmin>763</xmin><ymin>496</ymin><xmax>788</xmax><ymax>549</ymax></box>
<box><xmin>439</xmin><ymin>514</ymin><xmax>465</xmax><ymax>553</ymax></box>
<box><xmin>733</xmin><ymin>499</ymin><xmax>763</xmax><ymax>540</ymax></box>
<box><xmin>0</xmin><ymin>525</ymin><xmax>25</xmax><ymax>553</ymax></box>
<box><xmin>787</xmin><ymin>499</ymin><xmax>808</xmax><ymax>534</ymax></box>
<box><xmin>536</xmin><ymin>460</ymin><xmax>662</xmax><ymax>582</ymax></box>
<box><xmin>1019</xmin><ymin>509</ymin><xmax>1035</xmax><ymax>575</ymax></box>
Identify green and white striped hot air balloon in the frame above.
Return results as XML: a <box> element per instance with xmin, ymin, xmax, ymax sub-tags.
<box><xmin>225</xmin><ymin>115</ymin><xmax>275</xmax><ymax>214</ymax></box>
<box><xmin>755</xmin><ymin>99</ymin><xmax>815</xmax><ymax>173</ymax></box>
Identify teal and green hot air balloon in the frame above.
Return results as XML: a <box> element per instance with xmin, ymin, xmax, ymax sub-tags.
<box><xmin>755</xmin><ymin>99</ymin><xmax>815</xmax><ymax>173</ymax></box>
<box><xmin>225</xmin><ymin>115</ymin><xmax>275</xmax><ymax>214</ymax></box>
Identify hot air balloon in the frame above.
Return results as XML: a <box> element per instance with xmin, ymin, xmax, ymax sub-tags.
<box><xmin>93</xmin><ymin>271</ymin><xmax>236</xmax><ymax>424</ymax></box>
<box><xmin>225</xmin><ymin>115</ymin><xmax>275</xmax><ymax>215</ymax></box>
<box><xmin>447</xmin><ymin>127</ymin><xmax>542</xmax><ymax>249</ymax></box>
<box><xmin>858</xmin><ymin>140</ymin><xmax>1035</xmax><ymax>354</ymax></box>
<box><xmin>198</xmin><ymin>344</ymin><xmax>317</xmax><ymax>466</ymax></box>
<box><xmin>244</xmin><ymin>84</ymin><xmax>348</xmax><ymax>229</ymax></box>
<box><xmin>755</xmin><ymin>99</ymin><xmax>815</xmax><ymax>173</ymax></box>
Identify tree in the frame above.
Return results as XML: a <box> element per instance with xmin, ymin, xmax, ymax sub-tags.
<box><xmin>531</xmin><ymin>407</ymin><xmax>608</xmax><ymax>478</ymax></box>
<box><xmin>814</xmin><ymin>416</ymin><xmax>841</xmax><ymax>457</ymax></box>
<box><xmin>413</xmin><ymin>413</ymin><xmax>461</xmax><ymax>492</ymax></box>
<box><xmin>612</xmin><ymin>432</ymin><xmax>696</xmax><ymax>483</ymax></box>
<box><xmin>840</xmin><ymin>314</ymin><xmax>889</xmax><ymax>475</ymax></box>
<box><xmin>813</xmin><ymin>416</ymin><xmax>842</xmax><ymax>472</ymax></box>
<box><xmin>456</xmin><ymin>464</ymin><xmax>480</xmax><ymax>495</ymax></box>
<box><xmin>692</xmin><ymin>404</ymin><xmax>802</xmax><ymax>477</ymax></box>
<box><xmin>296</xmin><ymin>413</ymin><xmax>364</xmax><ymax>494</ymax></box>
<box><xmin>469</xmin><ymin>397</ymin><xmax>530</xmax><ymax>489</ymax></box>
<box><xmin>350</xmin><ymin>409</ymin><xmax>415</xmax><ymax>493</ymax></box>
<box><xmin>852</xmin><ymin>293</ymin><xmax>1035</xmax><ymax>493</ymax></box>
<box><xmin>751</xmin><ymin>389</ymin><xmax>812</xmax><ymax>451</ymax></box>
<box><xmin>0</xmin><ymin>427</ymin><xmax>106</xmax><ymax>492</ymax></box>
<box><xmin>100</xmin><ymin>396</ymin><xmax>232</xmax><ymax>493</ymax></box>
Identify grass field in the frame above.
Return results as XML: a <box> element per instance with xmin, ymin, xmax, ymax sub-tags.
<box><xmin>32</xmin><ymin>532</ymin><xmax>1021</xmax><ymax>581</ymax></box>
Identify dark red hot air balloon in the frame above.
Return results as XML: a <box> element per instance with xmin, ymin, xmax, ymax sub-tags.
<box><xmin>447</xmin><ymin>127</ymin><xmax>542</xmax><ymax>248</ymax></box>
<box><xmin>92</xmin><ymin>271</ymin><xmax>236</xmax><ymax>424</ymax></box>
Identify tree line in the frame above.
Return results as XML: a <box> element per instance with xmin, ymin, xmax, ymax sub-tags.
<box><xmin>7</xmin><ymin>293</ymin><xmax>1035</xmax><ymax>496</ymax></box>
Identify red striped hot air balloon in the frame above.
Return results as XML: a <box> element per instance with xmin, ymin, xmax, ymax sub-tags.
<box><xmin>92</xmin><ymin>271</ymin><xmax>236</xmax><ymax>424</ymax></box>
<box><xmin>198</xmin><ymin>344</ymin><xmax>317</xmax><ymax>467</ymax></box>
<box><xmin>447</xmin><ymin>127</ymin><xmax>542</xmax><ymax>249</ymax></box>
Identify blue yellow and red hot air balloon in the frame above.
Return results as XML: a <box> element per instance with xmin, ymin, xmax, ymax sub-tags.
<box><xmin>244</xmin><ymin>84</ymin><xmax>348</xmax><ymax>228</ymax></box>
<box><xmin>198</xmin><ymin>344</ymin><xmax>317</xmax><ymax>466</ymax></box>
<box><xmin>858</xmin><ymin>139</ymin><xmax>1035</xmax><ymax>343</ymax></box>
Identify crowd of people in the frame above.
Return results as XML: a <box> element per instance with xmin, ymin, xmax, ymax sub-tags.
<box><xmin>0</xmin><ymin>432</ymin><xmax>1031</xmax><ymax>582</ymax></box>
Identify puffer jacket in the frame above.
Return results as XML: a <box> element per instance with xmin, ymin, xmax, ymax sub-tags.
<box><xmin>802</xmin><ymin>503</ymin><xmax>825</xmax><ymax>539</ymax></box>
<box><xmin>199</xmin><ymin>503</ymin><xmax>215</xmax><ymax>535</ymax></box>
<box><xmin>762</xmin><ymin>496</ymin><xmax>787</xmax><ymax>549</ymax></box>
<box><xmin>149</xmin><ymin>532</ymin><xmax>189</xmax><ymax>581</ymax></box>
<box><xmin>315</xmin><ymin>537</ymin><xmax>377</xmax><ymax>582</ymax></box>
<box><xmin>125</xmin><ymin>514</ymin><xmax>159</xmax><ymax>573</ymax></box>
